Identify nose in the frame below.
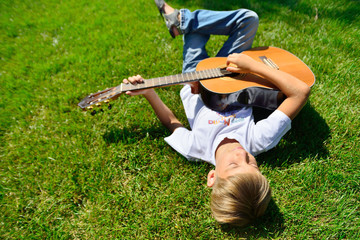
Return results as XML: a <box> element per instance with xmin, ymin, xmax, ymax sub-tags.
<box><xmin>234</xmin><ymin>148</ymin><xmax>248</xmax><ymax>163</ymax></box>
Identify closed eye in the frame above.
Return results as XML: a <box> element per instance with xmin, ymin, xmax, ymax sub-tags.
<box><xmin>250</xmin><ymin>163</ymin><xmax>259</xmax><ymax>169</ymax></box>
<box><xmin>229</xmin><ymin>163</ymin><xmax>238</xmax><ymax>167</ymax></box>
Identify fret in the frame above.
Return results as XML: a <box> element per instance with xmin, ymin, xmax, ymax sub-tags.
<box><xmin>207</xmin><ymin>69</ymin><xmax>211</xmax><ymax>78</ymax></box>
<box><xmin>190</xmin><ymin>72</ymin><xmax>195</xmax><ymax>82</ymax></box>
<box><xmin>160</xmin><ymin>76</ymin><xmax>167</xmax><ymax>87</ymax></box>
<box><xmin>169</xmin><ymin>75</ymin><xmax>173</xmax><ymax>85</ymax></box>
<box><xmin>210</xmin><ymin>68</ymin><xmax>215</xmax><ymax>78</ymax></box>
<box><xmin>197</xmin><ymin>70</ymin><xmax>204</xmax><ymax>80</ymax></box>
<box><xmin>206</xmin><ymin>69</ymin><xmax>211</xmax><ymax>79</ymax></box>
<box><xmin>217</xmin><ymin>68</ymin><xmax>222</xmax><ymax>77</ymax></box>
<box><xmin>208</xmin><ymin>68</ymin><xmax>213</xmax><ymax>78</ymax></box>
<box><xmin>195</xmin><ymin>71</ymin><xmax>201</xmax><ymax>81</ymax></box>
<box><xmin>133</xmin><ymin>83</ymin><xmax>140</xmax><ymax>90</ymax></box>
<box><xmin>177</xmin><ymin>73</ymin><xmax>183</xmax><ymax>84</ymax></box>
<box><xmin>144</xmin><ymin>79</ymin><xmax>152</xmax><ymax>89</ymax></box>
<box><xmin>214</xmin><ymin>68</ymin><xmax>220</xmax><ymax>77</ymax></box>
<box><xmin>166</xmin><ymin>75</ymin><xmax>171</xmax><ymax>85</ymax></box>
<box><xmin>168</xmin><ymin>75</ymin><xmax>173</xmax><ymax>85</ymax></box>
<box><xmin>193</xmin><ymin>71</ymin><xmax>199</xmax><ymax>81</ymax></box>
<box><xmin>123</xmin><ymin>83</ymin><xmax>129</xmax><ymax>92</ymax></box>
<box><xmin>203</xmin><ymin>69</ymin><xmax>209</xmax><ymax>79</ymax></box>
<box><xmin>200</xmin><ymin>70</ymin><xmax>205</xmax><ymax>80</ymax></box>
<box><xmin>151</xmin><ymin>78</ymin><xmax>155</xmax><ymax>88</ymax></box>
<box><xmin>217</xmin><ymin>68</ymin><xmax>221</xmax><ymax>77</ymax></box>
<box><xmin>217</xmin><ymin>68</ymin><xmax>223</xmax><ymax>77</ymax></box>
<box><xmin>141</xmin><ymin>80</ymin><xmax>148</xmax><ymax>89</ymax></box>
<box><xmin>182</xmin><ymin>72</ymin><xmax>186</xmax><ymax>82</ymax></box>
<box><xmin>195</xmin><ymin>71</ymin><xmax>200</xmax><ymax>81</ymax></box>
<box><xmin>205</xmin><ymin>69</ymin><xmax>210</xmax><ymax>79</ymax></box>
<box><xmin>161</xmin><ymin>76</ymin><xmax>167</xmax><ymax>86</ymax></box>
<box><xmin>167</xmin><ymin>75</ymin><xmax>173</xmax><ymax>85</ymax></box>
<box><xmin>157</xmin><ymin>77</ymin><xmax>162</xmax><ymax>87</ymax></box>
<box><xmin>200</xmin><ymin>69</ymin><xmax>205</xmax><ymax>79</ymax></box>
<box><xmin>189</xmin><ymin>72</ymin><xmax>193</xmax><ymax>82</ymax></box>
<box><xmin>167</xmin><ymin>75</ymin><xmax>172</xmax><ymax>84</ymax></box>
<box><xmin>180</xmin><ymin>73</ymin><xmax>186</xmax><ymax>83</ymax></box>
<box><xmin>183</xmin><ymin>72</ymin><xmax>188</xmax><ymax>82</ymax></box>
<box><xmin>184</xmin><ymin>73</ymin><xmax>189</xmax><ymax>83</ymax></box>
<box><xmin>195</xmin><ymin>71</ymin><xmax>200</xmax><ymax>80</ymax></box>
<box><xmin>212</xmin><ymin>68</ymin><xmax>217</xmax><ymax>77</ymax></box>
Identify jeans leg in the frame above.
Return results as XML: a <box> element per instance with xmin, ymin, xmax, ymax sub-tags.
<box><xmin>216</xmin><ymin>10</ymin><xmax>259</xmax><ymax>56</ymax></box>
<box><xmin>180</xmin><ymin>9</ymin><xmax>259</xmax><ymax>73</ymax></box>
<box><xmin>182</xmin><ymin>33</ymin><xmax>210</xmax><ymax>73</ymax></box>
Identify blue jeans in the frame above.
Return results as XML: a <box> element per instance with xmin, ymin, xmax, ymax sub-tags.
<box><xmin>180</xmin><ymin>9</ymin><xmax>259</xmax><ymax>73</ymax></box>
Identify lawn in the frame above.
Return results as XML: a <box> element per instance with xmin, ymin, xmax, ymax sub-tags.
<box><xmin>1</xmin><ymin>0</ymin><xmax>359</xmax><ymax>238</ymax></box>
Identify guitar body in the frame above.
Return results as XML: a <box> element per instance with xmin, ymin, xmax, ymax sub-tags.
<box><xmin>197</xmin><ymin>46</ymin><xmax>315</xmax><ymax>112</ymax></box>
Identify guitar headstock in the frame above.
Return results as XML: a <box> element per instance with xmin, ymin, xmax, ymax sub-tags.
<box><xmin>78</xmin><ymin>86</ymin><xmax>122</xmax><ymax>115</ymax></box>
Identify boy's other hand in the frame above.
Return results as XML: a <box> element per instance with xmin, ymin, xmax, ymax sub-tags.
<box><xmin>123</xmin><ymin>75</ymin><xmax>155</xmax><ymax>96</ymax></box>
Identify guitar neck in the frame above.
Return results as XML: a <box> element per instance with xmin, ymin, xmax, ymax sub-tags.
<box><xmin>119</xmin><ymin>68</ymin><xmax>227</xmax><ymax>92</ymax></box>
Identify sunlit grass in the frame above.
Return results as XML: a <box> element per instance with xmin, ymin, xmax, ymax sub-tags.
<box><xmin>1</xmin><ymin>0</ymin><xmax>359</xmax><ymax>238</ymax></box>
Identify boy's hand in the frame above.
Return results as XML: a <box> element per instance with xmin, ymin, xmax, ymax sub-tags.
<box><xmin>123</xmin><ymin>75</ymin><xmax>155</xmax><ymax>97</ymax></box>
<box><xmin>226</xmin><ymin>53</ymin><xmax>259</xmax><ymax>73</ymax></box>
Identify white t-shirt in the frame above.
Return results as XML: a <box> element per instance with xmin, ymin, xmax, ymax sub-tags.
<box><xmin>164</xmin><ymin>85</ymin><xmax>291</xmax><ymax>166</ymax></box>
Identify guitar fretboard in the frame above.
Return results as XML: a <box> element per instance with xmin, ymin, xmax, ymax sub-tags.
<box><xmin>119</xmin><ymin>68</ymin><xmax>228</xmax><ymax>92</ymax></box>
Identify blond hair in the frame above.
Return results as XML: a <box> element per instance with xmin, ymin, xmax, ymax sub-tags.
<box><xmin>210</xmin><ymin>173</ymin><xmax>271</xmax><ymax>226</ymax></box>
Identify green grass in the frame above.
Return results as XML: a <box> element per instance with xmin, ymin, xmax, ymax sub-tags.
<box><xmin>1</xmin><ymin>0</ymin><xmax>359</xmax><ymax>238</ymax></box>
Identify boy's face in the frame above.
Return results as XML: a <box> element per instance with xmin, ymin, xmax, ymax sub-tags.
<box><xmin>207</xmin><ymin>145</ymin><xmax>260</xmax><ymax>187</ymax></box>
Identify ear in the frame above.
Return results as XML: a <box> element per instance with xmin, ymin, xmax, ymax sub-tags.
<box><xmin>207</xmin><ymin>170</ymin><xmax>216</xmax><ymax>188</ymax></box>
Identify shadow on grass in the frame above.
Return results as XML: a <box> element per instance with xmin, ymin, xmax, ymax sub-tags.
<box><xmin>220</xmin><ymin>198</ymin><xmax>284</xmax><ymax>238</ymax></box>
<box><xmin>103</xmin><ymin>125</ymin><xmax>166</xmax><ymax>144</ymax></box>
<box><xmin>256</xmin><ymin>102</ymin><xmax>330</xmax><ymax>167</ymax></box>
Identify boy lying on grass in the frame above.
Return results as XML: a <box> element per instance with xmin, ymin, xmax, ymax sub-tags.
<box><xmin>122</xmin><ymin>1</ymin><xmax>310</xmax><ymax>226</ymax></box>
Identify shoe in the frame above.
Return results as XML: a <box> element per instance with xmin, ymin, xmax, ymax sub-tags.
<box><xmin>154</xmin><ymin>0</ymin><xmax>182</xmax><ymax>38</ymax></box>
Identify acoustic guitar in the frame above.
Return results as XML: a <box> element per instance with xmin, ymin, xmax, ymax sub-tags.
<box><xmin>78</xmin><ymin>47</ymin><xmax>315</xmax><ymax>114</ymax></box>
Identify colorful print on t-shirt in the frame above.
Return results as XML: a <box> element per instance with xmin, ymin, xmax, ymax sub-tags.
<box><xmin>208</xmin><ymin>111</ymin><xmax>244</xmax><ymax>126</ymax></box>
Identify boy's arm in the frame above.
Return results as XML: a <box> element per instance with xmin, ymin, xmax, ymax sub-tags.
<box><xmin>143</xmin><ymin>90</ymin><xmax>184</xmax><ymax>132</ymax></box>
<box><xmin>226</xmin><ymin>54</ymin><xmax>310</xmax><ymax>120</ymax></box>
<box><xmin>123</xmin><ymin>75</ymin><xmax>184</xmax><ymax>133</ymax></box>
